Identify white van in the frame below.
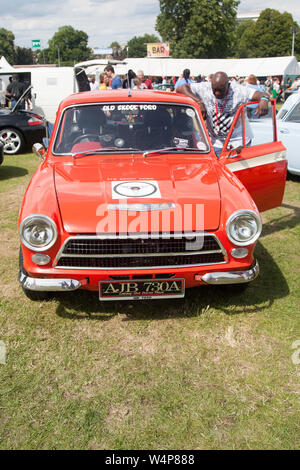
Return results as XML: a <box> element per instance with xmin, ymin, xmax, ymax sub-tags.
<box><xmin>11</xmin><ymin>67</ymin><xmax>76</xmax><ymax>123</ymax></box>
<box><xmin>0</xmin><ymin>60</ymin><xmax>126</xmax><ymax>124</ymax></box>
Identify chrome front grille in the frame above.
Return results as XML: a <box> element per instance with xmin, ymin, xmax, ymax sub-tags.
<box><xmin>62</xmin><ymin>236</ymin><xmax>221</xmax><ymax>255</ymax></box>
<box><xmin>54</xmin><ymin>233</ymin><xmax>227</xmax><ymax>269</ymax></box>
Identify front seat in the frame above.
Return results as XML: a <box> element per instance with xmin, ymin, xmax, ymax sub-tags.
<box><xmin>136</xmin><ymin>108</ymin><xmax>172</xmax><ymax>150</ymax></box>
<box><xmin>77</xmin><ymin>106</ymin><xmax>107</xmax><ymax>136</ymax></box>
<box><xmin>172</xmin><ymin>112</ymin><xmax>195</xmax><ymax>147</ymax></box>
<box><xmin>70</xmin><ymin>107</ymin><xmax>107</xmax><ymax>152</ymax></box>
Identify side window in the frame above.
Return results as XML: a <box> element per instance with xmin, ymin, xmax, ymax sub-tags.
<box><xmin>285</xmin><ymin>102</ymin><xmax>300</xmax><ymax>123</ymax></box>
<box><xmin>54</xmin><ymin>108</ymin><xmax>79</xmax><ymax>153</ymax></box>
<box><xmin>249</xmin><ymin>103</ymin><xmax>277</xmax><ymax>147</ymax></box>
<box><xmin>222</xmin><ymin>101</ymin><xmax>278</xmax><ymax>154</ymax></box>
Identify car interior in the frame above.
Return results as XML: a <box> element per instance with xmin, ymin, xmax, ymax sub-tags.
<box><xmin>53</xmin><ymin>104</ymin><xmax>208</xmax><ymax>154</ymax></box>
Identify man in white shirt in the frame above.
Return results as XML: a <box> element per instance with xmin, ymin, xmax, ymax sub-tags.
<box><xmin>176</xmin><ymin>71</ymin><xmax>269</xmax><ymax>156</ymax></box>
<box><xmin>88</xmin><ymin>74</ymin><xmax>99</xmax><ymax>91</ymax></box>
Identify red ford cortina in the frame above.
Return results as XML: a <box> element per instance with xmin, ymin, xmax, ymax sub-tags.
<box><xmin>17</xmin><ymin>89</ymin><xmax>286</xmax><ymax>301</ymax></box>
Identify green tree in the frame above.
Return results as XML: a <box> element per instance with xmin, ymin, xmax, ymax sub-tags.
<box><xmin>155</xmin><ymin>0</ymin><xmax>239</xmax><ymax>58</ymax></box>
<box><xmin>233</xmin><ymin>19</ymin><xmax>254</xmax><ymax>57</ymax></box>
<box><xmin>0</xmin><ymin>28</ymin><xmax>15</xmax><ymax>64</ymax></box>
<box><xmin>46</xmin><ymin>25</ymin><xmax>92</xmax><ymax>64</ymax></box>
<box><xmin>110</xmin><ymin>41</ymin><xmax>121</xmax><ymax>49</ymax></box>
<box><xmin>15</xmin><ymin>47</ymin><xmax>34</xmax><ymax>65</ymax></box>
<box><xmin>37</xmin><ymin>48</ymin><xmax>50</xmax><ymax>65</ymax></box>
<box><xmin>236</xmin><ymin>9</ymin><xmax>300</xmax><ymax>58</ymax></box>
<box><xmin>127</xmin><ymin>34</ymin><xmax>160</xmax><ymax>58</ymax></box>
<box><xmin>109</xmin><ymin>41</ymin><xmax>124</xmax><ymax>59</ymax></box>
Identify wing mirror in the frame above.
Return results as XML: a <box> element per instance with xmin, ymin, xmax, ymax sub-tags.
<box><xmin>226</xmin><ymin>146</ymin><xmax>242</xmax><ymax>159</ymax></box>
<box><xmin>32</xmin><ymin>143</ymin><xmax>46</xmax><ymax>160</ymax></box>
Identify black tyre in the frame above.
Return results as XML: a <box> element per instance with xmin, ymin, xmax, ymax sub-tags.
<box><xmin>0</xmin><ymin>128</ymin><xmax>25</xmax><ymax>155</ymax></box>
<box><xmin>19</xmin><ymin>246</ymin><xmax>52</xmax><ymax>301</ymax></box>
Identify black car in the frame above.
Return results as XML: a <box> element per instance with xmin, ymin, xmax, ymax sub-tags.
<box><xmin>0</xmin><ymin>86</ymin><xmax>46</xmax><ymax>155</ymax></box>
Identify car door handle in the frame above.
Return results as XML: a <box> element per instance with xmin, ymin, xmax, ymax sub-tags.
<box><xmin>280</xmin><ymin>129</ymin><xmax>289</xmax><ymax>134</ymax></box>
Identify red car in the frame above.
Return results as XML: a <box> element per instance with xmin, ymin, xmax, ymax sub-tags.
<box><xmin>18</xmin><ymin>90</ymin><xmax>286</xmax><ymax>301</ymax></box>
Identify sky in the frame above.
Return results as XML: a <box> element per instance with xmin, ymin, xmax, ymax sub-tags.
<box><xmin>1</xmin><ymin>0</ymin><xmax>300</xmax><ymax>50</ymax></box>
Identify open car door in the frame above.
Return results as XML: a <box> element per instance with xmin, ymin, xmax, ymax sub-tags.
<box><xmin>11</xmin><ymin>85</ymin><xmax>33</xmax><ymax>113</ymax></box>
<box><xmin>219</xmin><ymin>100</ymin><xmax>287</xmax><ymax>212</ymax></box>
<box><xmin>74</xmin><ymin>67</ymin><xmax>91</xmax><ymax>92</ymax></box>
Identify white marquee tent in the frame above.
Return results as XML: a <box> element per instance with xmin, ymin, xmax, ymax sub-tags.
<box><xmin>0</xmin><ymin>56</ymin><xmax>14</xmax><ymax>73</ymax></box>
<box><xmin>1</xmin><ymin>55</ymin><xmax>299</xmax><ymax>79</ymax></box>
<box><xmin>115</xmin><ymin>56</ymin><xmax>300</xmax><ymax>78</ymax></box>
<box><xmin>0</xmin><ymin>56</ymin><xmax>15</xmax><ymax>96</ymax></box>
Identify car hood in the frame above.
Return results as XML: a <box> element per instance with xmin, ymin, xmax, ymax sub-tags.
<box><xmin>54</xmin><ymin>155</ymin><xmax>221</xmax><ymax>233</ymax></box>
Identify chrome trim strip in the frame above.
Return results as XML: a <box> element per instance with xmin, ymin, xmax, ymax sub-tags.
<box><xmin>201</xmin><ymin>261</ymin><xmax>259</xmax><ymax>285</ymax></box>
<box><xmin>53</xmin><ymin>232</ymin><xmax>228</xmax><ymax>268</ymax></box>
<box><xmin>57</xmin><ymin>231</ymin><xmax>218</xmax><ymax>239</ymax></box>
<box><xmin>226</xmin><ymin>151</ymin><xmax>286</xmax><ymax>172</ymax></box>
<box><xmin>54</xmin><ymin>261</ymin><xmax>227</xmax><ymax>271</ymax></box>
<box><xmin>59</xmin><ymin>250</ymin><xmax>223</xmax><ymax>259</ymax></box>
<box><xmin>108</xmin><ymin>202</ymin><xmax>176</xmax><ymax>211</ymax></box>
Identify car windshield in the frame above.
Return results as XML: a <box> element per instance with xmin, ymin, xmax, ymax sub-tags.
<box><xmin>53</xmin><ymin>102</ymin><xmax>209</xmax><ymax>154</ymax></box>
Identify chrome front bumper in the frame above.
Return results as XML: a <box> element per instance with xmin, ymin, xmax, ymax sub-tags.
<box><xmin>201</xmin><ymin>260</ymin><xmax>259</xmax><ymax>285</ymax></box>
<box><xmin>19</xmin><ymin>271</ymin><xmax>83</xmax><ymax>292</ymax></box>
<box><xmin>19</xmin><ymin>260</ymin><xmax>259</xmax><ymax>291</ymax></box>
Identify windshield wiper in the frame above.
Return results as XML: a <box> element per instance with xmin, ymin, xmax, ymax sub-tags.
<box><xmin>143</xmin><ymin>147</ymin><xmax>204</xmax><ymax>157</ymax></box>
<box><xmin>73</xmin><ymin>148</ymin><xmax>141</xmax><ymax>159</ymax></box>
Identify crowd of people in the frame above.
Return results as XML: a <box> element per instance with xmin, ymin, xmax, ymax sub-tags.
<box><xmin>87</xmin><ymin>66</ymin><xmax>155</xmax><ymax>91</ymax></box>
<box><xmin>2</xmin><ymin>65</ymin><xmax>299</xmax><ymax>112</ymax></box>
<box><xmin>0</xmin><ymin>74</ymin><xmax>31</xmax><ymax>109</ymax></box>
<box><xmin>87</xmin><ymin>65</ymin><xmax>300</xmax><ymax>105</ymax></box>
<box><xmin>85</xmin><ymin>66</ymin><xmax>275</xmax><ymax>156</ymax></box>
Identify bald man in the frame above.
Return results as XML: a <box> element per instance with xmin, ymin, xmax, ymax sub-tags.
<box><xmin>176</xmin><ymin>71</ymin><xmax>270</xmax><ymax>157</ymax></box>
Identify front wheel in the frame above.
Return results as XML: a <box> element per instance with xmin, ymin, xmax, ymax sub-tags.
<box><xmin>0</xmin><ymin>128</ymin><xmax>25</xmax><ymax>154</ymax></box>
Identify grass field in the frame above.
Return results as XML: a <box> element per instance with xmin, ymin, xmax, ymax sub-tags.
<box><xmin>0</xmin><ymin>153</ymin><xmax>299</xmax><ymax>450</ymax></box>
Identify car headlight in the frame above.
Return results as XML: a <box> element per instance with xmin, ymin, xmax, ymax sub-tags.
<box><xmin>226</xmin><ymin>210</ymin><xmax>262</xmax><ymax>246</ymax></box>
<box><xmin>19</xmin><ymin>215</ymin><xmax>57</xmax><ymax>251</ymax></box>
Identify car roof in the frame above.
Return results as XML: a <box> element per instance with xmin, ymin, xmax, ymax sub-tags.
<box><xmin>59</xmin><ymin>89</ymin><xmax>196</xmax><ymax>110</ymax></box>
<box><xmin>276</xmin><ymin>92</ymin><xmax>300</xmax><ymax>121</ymax></box>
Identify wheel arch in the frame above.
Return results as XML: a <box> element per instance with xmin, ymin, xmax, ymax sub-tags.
<box><xmin>0</xmin><ymin>125</ymin><xmax>27</xmax><ymax>143</ymax></box>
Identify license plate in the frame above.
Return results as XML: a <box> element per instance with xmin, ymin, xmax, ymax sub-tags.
<box><xmin>99</xmin><ymin>278</ymin><xmax>185</xmax><ymax>301</ymax></box>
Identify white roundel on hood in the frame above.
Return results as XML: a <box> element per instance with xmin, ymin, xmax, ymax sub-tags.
<box><xmin>111</xmin><ymin>180</ymin><xmax>161</xmax><ymax>199</ymax></box>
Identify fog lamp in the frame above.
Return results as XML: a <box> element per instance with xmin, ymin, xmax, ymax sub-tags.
<box><xmin>32</xmin><ymin>254</ymin><xmax>51</xmax><ymax>265</ymax></box>
<box><xmin>231</xmin><ymin>248</ymin><xmax>249</xmax><ymax>259</ymax></box>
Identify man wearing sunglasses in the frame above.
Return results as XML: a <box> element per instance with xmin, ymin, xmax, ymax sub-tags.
<box><xmin>176</xmin><ymin>71</ymin><xmax>270</xmax><ymax>157</ymax></box>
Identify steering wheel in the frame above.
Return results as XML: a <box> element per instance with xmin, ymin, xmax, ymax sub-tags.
<box><xmin>72</xmin><ymin>134</ymin><xmax>100</xmax><ymax>145</ymax></box>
